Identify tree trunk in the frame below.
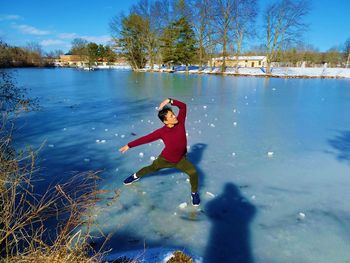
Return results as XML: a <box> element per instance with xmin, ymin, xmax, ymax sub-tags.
<box><xmin>222</xmin><ymin>32</ymin><xmax>227</xmax><ymax>73</ymax></box>
<box><xmin>266</xmin><ymin>56</ymin><xmax>272</xmax><ymax>74</ymax></box>
<box><xmin>199</xmin><ymin>38</ymin><xmax>203</xmax><ymax>71</ymax></box>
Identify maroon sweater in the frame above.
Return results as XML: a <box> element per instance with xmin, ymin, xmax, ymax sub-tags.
<box><xmin>127</xmin><ymin>99</ymin><xmax>187</xmax><ymax>163</ymax></box>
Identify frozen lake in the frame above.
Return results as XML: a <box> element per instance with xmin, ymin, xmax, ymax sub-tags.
<box><xmin>12</xmin><ymin>68</ymin><xmax>350</xmax><ymax>262</ymax></box>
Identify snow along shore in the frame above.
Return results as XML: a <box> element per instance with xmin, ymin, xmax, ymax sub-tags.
<box><xmin>137</xmin><ymin>66</ymin><xmax>350</xmax><ymax>79</ymax></box>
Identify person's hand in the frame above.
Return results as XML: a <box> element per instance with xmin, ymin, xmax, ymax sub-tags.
<box><xmin>119</xmin><ymin>145</ymin><xmax>129</xmax><ymax>153</ymax></box>
<box><xmin>158</xmin><ymin>98</ymin><xmax>170</xmax><ymax>110</ymax></box>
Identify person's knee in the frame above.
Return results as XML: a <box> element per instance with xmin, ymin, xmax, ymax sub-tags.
<box><xmin>187</xmin><ymin>167</ymin><xmax>198</xmax><ymax>178</ymax></box>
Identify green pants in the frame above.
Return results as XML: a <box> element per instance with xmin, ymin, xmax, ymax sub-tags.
<box><xmin>136</xmin><ymin>156</ymin><xmax>199</xmax><ymax>193</ymax></box>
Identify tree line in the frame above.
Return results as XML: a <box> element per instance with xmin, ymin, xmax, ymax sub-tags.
<box><xmin>67</xmin><ymin>38</ymin><xmax>117</xmax><ymax>68</ymax></box>
<box><xmin>111</xmin><ymin>0</ymin><xmax>350</xmax><ymax>73</ymax></box>
<box><xmin>0</xmin><ymin>40</ymin><xmax>63</xmax><ymax>68</ymax></box>
<box><xmin>0</xmin><ymin>39</ymin><xmax>117</xmax><ymax>69</ymax></box>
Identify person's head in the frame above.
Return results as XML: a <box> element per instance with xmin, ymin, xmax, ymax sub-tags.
<box><xmin>158</xmin><ymin>106</ymin><xmax>178</xmax><ymax>127</ymax></box>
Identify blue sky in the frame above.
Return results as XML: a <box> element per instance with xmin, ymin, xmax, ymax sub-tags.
<box><xmin>1</xmin><ymin>0</ymin><xmax>349</xmax><ymax>53</ymax></box>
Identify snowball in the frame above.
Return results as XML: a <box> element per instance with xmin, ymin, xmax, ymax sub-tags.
<box><xmin>100</xmin><ymin>140</ymin><xmax>106</xmax><ymax>143</ymax></box>
<box><xmin>267</xmin><ymin>151</ymin><xmax>274</xmax><ymax>157</ymax></box>
<box><xmin>298</xmin><ymin>212</ymin><xmax>306</xmax><ymax>220</ymax></box>
<box><xmin>150</xmin><ymin>156</ymin><xmax>156</xmax><ymax>161</ymax></box>
<box><xmin>206</xmin><ymin>191</ymin><xmax>215</xmax><ymax>198</ymax></box>
<box><xmin>233</xmin><ymin>109</ymin><xmax>237</xmax><ymax>113</ymax></box>
<box><xmin>179</xmin><ymin>202</ymin><xmax>187</xmax><ymax>209</ymax></box>
<box><xmin>203</xmin><ymin>105</ymin><xmax>207</xmax><ymax>109</ymax></box>
<box><xmin>96</xmin><ymin>139</ymin><xmax>100</xmax><ymax>143</ymax></box>
<box><xmin>115</xmin><ymin>133</ymin><xmax>118</xmax><ymax>137</ymax></box>
<box><xmin>105</xmin><ymin>129</ymin><xmax>108</xmax><ymax>131</ymax></box>
<box><xmin>210</xmin><ymin>123</ymin><xmax>215</xmax><ymax>128</ymax></box>
<box><xmin>186</xmin><ymin>178</ymin><xmax>190</xmax><ymax>182</ymax></box>
<box><xmin>121</xmin><ymin>135</ymin><xmax>125</xmax><ymax>138</ymax></box>
<box><xmin>233</xmin><ymin>122</ymin><xmax>237</xmax><ymax>126</ymax></box>
<box><xmin>139</xmin><ymin>152</ymin><xmax>144</xmax><ymax>158</ymax></box>
<box><xmin>251</xmin><ymin>195</ymin><xmax>256</xmax><ymax>200</ymax></box>
<box><xmin>232</xmin><ymin>152</ymin><xmax>236</xmax><ymax>156</ymax></box>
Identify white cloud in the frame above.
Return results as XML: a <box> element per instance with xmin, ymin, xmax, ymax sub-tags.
<box><xmin>58</xmin><ymin>32</ymin><xmax>111</xmax><ymax>45</ymax></box>
<box><xmin>40</xmin><ymin>39</ymin><xmax>66</xmax><ymax>46</ymax></box>
<box><xmin>58</xmin><ymin>33</ymin><xmax>78</xmax><ymax>39</ymax></box>
<box><xmin>0</xmin><ymin>14</ymin><xmax>21</xmax><ymax>21</ymax></box>
<box><xmin>13</xmin><ymin>24</ymin><xmax>51</xmax><ymax>35</ymax></box>
<box><xmin>80</xmin><ymin>35</ymin><xmax>111</xmax><ymax>45</ymax></box>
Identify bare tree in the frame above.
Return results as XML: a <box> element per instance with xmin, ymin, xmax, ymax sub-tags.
<box><xmin>191</xmin><ymin>0</ymin><xmax>214</xmax><ymax>71</ymax></box>
<box><xmin>70</xmin><ymin>38</ymin><xmax>88</xmax><ymax>64</ymax></box>
<box><xmin>233</xmin><ymin>0</ymin><xmax>257</xmax><ymax>72</ymax></box>
<box><xmin>25</xmin><ymin>42</ymin><xmax>44</xmax><ymax>65</ymax></box>
<box><xmin>132</xmin><ymin>0</ymin><xmax>167</xmax><ymax>70</ymax></box>
<box><xmin>344</xmin><ymin>38</ymin><xmax>350</xmax><ymax>68</ymax></box>
<box><xmin>212</xmin><ymin>0</ymin><xmax>236</xmax><ymax>72</ymax></box>
<box><xmin>263</xmin><ymin>0</ymin><xmax>310</xmax><ymax>74</ymax></box>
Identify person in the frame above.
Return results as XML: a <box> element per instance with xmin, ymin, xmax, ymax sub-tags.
<box><xmin>119</xmin><ymin>98</ymin><xmax>200</xmax><ymax>206</ymax></box>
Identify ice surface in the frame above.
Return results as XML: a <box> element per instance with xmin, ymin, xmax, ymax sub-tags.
<box><xmin>11</xmin><ymin>68</ymin><xmax>350</xmax><ymax>263</ymax></box>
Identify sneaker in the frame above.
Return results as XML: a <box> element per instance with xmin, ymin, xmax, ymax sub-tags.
<box><xmin>123</xmin><ymin>174</ymin><xmax>139</xmax><ymax>185</ymax></box>
<box><xmin>191</xmin><ymin>192</ymin><xmax>200</xmax><ymax>206</ymax></box>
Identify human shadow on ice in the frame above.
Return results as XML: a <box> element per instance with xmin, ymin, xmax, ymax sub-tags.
<box><xmin>328</xmin><ymin>130</ymin><xmax>350</xmax><ymax>165</ymax></box>
<box><xmin>204</xmin><ymin>183</ymin><xmax>256</xmax><ymax>263</ymax></box>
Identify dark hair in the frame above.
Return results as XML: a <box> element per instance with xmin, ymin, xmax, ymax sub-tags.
<box><xmin>158</xmin><ymin>106</ymin><xmax>172</xmax><ymax>122</ymax></box>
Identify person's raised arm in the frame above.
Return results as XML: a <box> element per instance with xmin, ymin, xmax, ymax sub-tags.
<box><xmin>170</xmin><ymin>98</ymin><xmax>186</xmax><ymax>123</ymax></box>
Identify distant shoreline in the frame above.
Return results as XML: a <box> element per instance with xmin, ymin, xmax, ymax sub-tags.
<box><xmin>136</xmin><ymin>66</ymin><xmax>350</xmax><ymax>79</ymax></box>
<box><xmin>6</xmin><ymin>65</ymin><xmax>350</xmax><ymax>79</ymax></box>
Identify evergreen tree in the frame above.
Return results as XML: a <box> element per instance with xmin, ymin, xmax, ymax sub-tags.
<box><xmin>160</xmin><ymin>16</ymin><xmax>196</xmax><ymax>71</ymax></box>
<box><xmin>175</xmin><ymin>17</ymin><xmax>196</xmax><ymax>71</ymax></box>
<box><xmin>86</xmin><ymin>42</ymin><xmax>99</xmax><ymax>68</ymax></box>
<box><xmin>160</xmin><ymin>22</ymin><xmax>179</xmax><ymax>68</ymax></box>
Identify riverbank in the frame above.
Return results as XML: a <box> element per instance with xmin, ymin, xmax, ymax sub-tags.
<box><xmin>136</xmin><ymin>66</ymin><xmax>350</xmax><ymax>79</ymax></box>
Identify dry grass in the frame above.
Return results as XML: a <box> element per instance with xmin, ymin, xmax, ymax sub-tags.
<box><xmin>0</xmin><ymin>122</ymin><xmax>108</xmax><ymax>262</ymax></box>
<box><xmin>1</xmin><ymin>69</ymin><xmax>111</xmax><ymax>262</ymax></box>
<box><xmin>0</xmin><ymin>143</ymin><xmax>106</xmax><ymax>262</ymax></box>
<box><xmin>166</xmin><ymin>251</ymin><xmax>194</xmax><ymax>263</ymax></box>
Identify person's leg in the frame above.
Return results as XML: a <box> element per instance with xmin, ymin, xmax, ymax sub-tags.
<box><xmin>175</xmin><ymin>157</ymin><xmax>199</xmax><ymax>193</ymax></box>
<box><xmin>124</xmin><ymin>156</ymin><xmax>174</xmax><ymax>185</ymax></box>
<box><xmin>135</xmin><ymin>156</ymin><xmax>174</xmax><ymax>177</ymax></box>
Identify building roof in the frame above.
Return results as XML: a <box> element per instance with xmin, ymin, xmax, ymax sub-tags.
<box><xmin>213</xmin><ymin>56</ymin><xmax>266</xmax><ymax>61</ymax></box>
